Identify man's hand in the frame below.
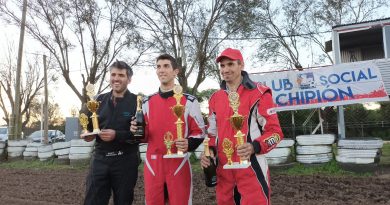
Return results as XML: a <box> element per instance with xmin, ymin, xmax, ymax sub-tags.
<box><xmin>200</xmin><ymin>148</ymin><xmax>215</xmax><ymax>168</ymax></box>
<box><xmin>175</xmin><ymin>138</ymin><xmax>188</xmax><ymax>153</ymax></box>
<box><xmin>236</xmin><ymin>143</ymin><xmax>255</xmax><ymax>161</ymax></box>
<box><xmin>130</xmin><ymin>117</ymin><xmax>138</xmax><ymax>133</ymax></box>
<box><xmin>99</xmin><ymin>129</ymin><xmax>116</xmax><ymax>142</ymax></box>
<box><xmin>80</xmin><ymin>133</ymin><xmax>95</xmax><ymax>142</ymax></box>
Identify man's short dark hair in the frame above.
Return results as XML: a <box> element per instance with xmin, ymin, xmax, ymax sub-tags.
<box><xmin>156</xmin><ymin>54</ymin><xmax>179</xmax><ymax>70</ymax></box>
<box><xmin>110</xmin><ymin>60</ymin><xmax>133</xmax><ymax>78</ymax></box>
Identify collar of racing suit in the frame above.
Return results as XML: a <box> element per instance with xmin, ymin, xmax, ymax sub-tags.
<box><xmin>158</xmin><ymin>88</ymin><xmax>174</xmax><ymax>99</ymax></box>
<box><xmin>220</xmin><ymin>70</ymin><xmax>256</xmax><ymax>91</ymax></box>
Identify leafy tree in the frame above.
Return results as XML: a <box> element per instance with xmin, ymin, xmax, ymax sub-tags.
<box><xmin>132</xmin><ymin>0</ymin><xmax>261</xmax><ymax>94</ymax></box>
<box><xmin>27</xmin><ymin>98</ymin><xmax>64</xmax><ymax>130</ymax></box>
<box><xmin>0</xmin><ymin>0</ymin><xmax>149</xmax><ymax>109</ymax></box>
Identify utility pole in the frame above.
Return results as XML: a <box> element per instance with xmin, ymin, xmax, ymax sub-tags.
<box><xmin>9</xmin><ymin>0</ymin><xmax>27</xmax><ymax>141</ymax></box>
<box><xmin>43</xmin><ymin>55</ymin><xmax>49</xmax><ymax>144</ymax></box>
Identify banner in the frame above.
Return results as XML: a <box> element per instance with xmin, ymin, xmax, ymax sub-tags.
<box><xmin>250</xmin><ymin>61</ymin><xmax>389</xmax><ymax>112</ymax></box>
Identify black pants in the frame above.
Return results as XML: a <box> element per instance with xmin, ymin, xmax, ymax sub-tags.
<box><xmin>84</xmin><ymin>152</ymin><xmax>139</xmax><ymax>205</ymax></box>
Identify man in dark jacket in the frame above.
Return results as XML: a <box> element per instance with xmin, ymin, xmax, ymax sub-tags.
<box><xmin>82</xmin><ymin>60</ymin><xmax>140</xmax><ymax>205</ymax></box>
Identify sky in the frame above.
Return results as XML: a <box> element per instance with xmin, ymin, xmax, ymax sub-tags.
<box><xmin>0</xmin><ymin>20</ymin><xmax>222</xmax><ymax>125</ymax></box>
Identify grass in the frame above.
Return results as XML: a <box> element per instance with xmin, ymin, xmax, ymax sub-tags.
<box><xmin>380</xmin><ymin>142</ymin><xmax>390</xmax><ymax>165</ymax></box>
<box><xmin>0</xmin><ymin>158</ymin><xmax>88</xmax><ymax>171</ymax></box>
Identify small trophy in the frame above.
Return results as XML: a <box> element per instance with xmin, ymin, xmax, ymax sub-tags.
<box><xmin>80</xmin><ymin>83</ymin><xmax>100</xmax><ymax>139</ymax></box>
<box><xmin>79</xmin><ymin>113</ymin><xmax>89</xmax><ymax>134</ymax></box>
<box><xmin>222</xmin><ymin>138</ymin><xmax>234</xmax><ymax>167</ymax></box>
<box><xmin>163</xmin><ymin>85</ymin><xmax>187</xmax><ymax>158</ymax></box>
<box><xmin>163</xmin><ymin>132</ymin><xmax>174</xmax><ymax>156</ymax></box>
<box><xmin>223</xmin><ymin>91</ymin><xmax>251</xmax><ymax>169</ymax></box>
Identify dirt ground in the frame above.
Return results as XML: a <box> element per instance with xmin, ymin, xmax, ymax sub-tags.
<box><xmin>0</xmin><ymin>164</ymin><xmax>389</xmax><ymax>205</ymax></box>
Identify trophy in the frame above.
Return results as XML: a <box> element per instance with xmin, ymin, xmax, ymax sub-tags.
<box><xmin>163</xmin><ymin>85</ymin><xmax>187</xmax><ymax>158</ymax></box>
<box><xmin>222</xmin><ymin>138</ymin><xmax>234</xmax><ymax>167</ymax></box>
<box><xmin>223</xmin><ymin>91</ymin><xmax>251</xmax><ymax>169</ymax></box>
<box><xmin>80</xmin><ymin>83</ymin><xmax>100</xmax><ymax>139</ymax></box>
<box><xmin>163</xmin><ymin>132</ymin><xmax>174</xmax><ymax>156</ymax></box>
<box><xmin>79</xmin><ymin>113</ymin><xmax>89</xmax><ymax>134</ymax></box>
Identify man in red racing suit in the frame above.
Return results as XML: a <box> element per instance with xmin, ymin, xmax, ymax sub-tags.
<box><xmin>134</xmin><ymin>54</ymin><xmax>205</xmax><ymax>205</ymax></box>
<box><xmin>201</xmin><ymin>48</ymin><xmax>283</xmax><ymax>205</ymax></box>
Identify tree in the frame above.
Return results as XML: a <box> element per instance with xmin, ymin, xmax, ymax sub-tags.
<box><xmin>0</xmin><ymin>43</ymin><xmax>56</xmax><ymax>128</ymax></box>
<box><xmin>251</xmin><ymin>0</ymin><xmax>389</xmax><ymax>69</ymax></box>
<box><xmin>28</xmin><ymin>98</ymin><xmax>64</xmax><ymax>130</ymax></box>
<box><xmin>132</xmin><ymin>0</ymin><xmax>261</xmax><ymax>94</ymax></box>
<box><xmin>0</xmin><ymin>0</ymin><xmax>149</xmax><ymax>109</ymax></box>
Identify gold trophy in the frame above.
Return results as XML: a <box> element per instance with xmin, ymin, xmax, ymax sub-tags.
<box><xmin>164</xmin><ymin>132</ymin><xmax>174</xmax><ymax>156</ymax></box>
<box><xmin>163</xmin><ymin>85</ymin><xmax>187</xmax><ymax>158</ymax></box>
<box><xmin>222</xmin><ymin>138</ymin><xmax>234</xmax><ymax>166</ymax></box>
<box><xmin>79</xmin><ymin>113</ymin><xmax>89</xmax><ymax>134</ymax></box>
<box><xmin>80</xmin><ymin>83</ymin><xmax>100</xmax><ymax>139</ymax></box>
<box><xmin>223</xmin><ymin>91</ymin><xmax>251</xmax><ymax>169</ymax></box>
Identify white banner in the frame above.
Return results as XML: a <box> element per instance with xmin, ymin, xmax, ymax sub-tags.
<box><xmin>250</xmin><ymin>61</ymin><xmax>389</xmax><ymax>112</ymax></box>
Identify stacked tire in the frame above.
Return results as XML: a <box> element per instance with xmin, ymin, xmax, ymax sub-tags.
<box><xmin>336</xmin><ymin>138</ymin><xmax>383</xmax><ymax>171</ymax></box>
<box><xmin>53</xmin><ymin>141</ymin><xmax>71</xmax><ymax>164</ymax></box>
<box><xmin>23</xmin><ymin>142</ymin><xmax>41</xmax><ymax>160</ymax></box>
<box><xmin>38</xmin><ymin>144</ymin><xmax>54</xmax><ymax>161</ymax></box>
<box><xmin>296</xmin><ymin>134</ymin><xmax>335</xmax><ymax>164</ymax></box>
<box><xmin>7</xmin><ymin>140</ymin><xmax>29</xmax><ymax>160</ymax></box>
<box><xmin>69</xmin><ymin>139</ymin><xmax>95</xmax><ymax>166</ymax></box>
<box><xmin>0</xmin><ymin>141</ymin><xmax>6</xmax><ymax>161</ymax></box>
<box><xmin>266</xmin><ymin>139</ymin><xmax>295</xmax><ymax>166</ymax></box>
<box><xmin>139</xmin><ymin>143</ymin><xmax>148</xmax><ymax>161</ymax></box>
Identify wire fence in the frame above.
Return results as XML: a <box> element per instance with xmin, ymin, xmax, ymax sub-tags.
<box><xmin>278</xmin><ymin>101</ymin><xmax>390</xmax><ymax>140</ymax></box>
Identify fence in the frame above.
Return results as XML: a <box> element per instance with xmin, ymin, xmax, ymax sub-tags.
<box><xmin>278</xmin><ymin>101</ymin><xmax>390</xmax><ymax>140</ymax></box>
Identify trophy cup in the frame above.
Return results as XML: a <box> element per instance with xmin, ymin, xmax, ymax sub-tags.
<box><xmin>222</xmin><ymin>138</ymin><xmax>234</xmax><ymax>167</ymax></box>
<box><xmin>164</xmin><ymin>132</ymin><xmax>174</xmax><ymax>156</ymax></box>
<box><xmin>223</xmin><ymin>91</ymin><xmax>251</xmax><ymax>169</ymax></box>
<box><xmin>79</xmin><ymin>113</ymin><xmax>89</xmax><ymax>134</ymax></box>
<box><xmin>80</xmin><ymin>83</ymin><xmax>100</xmax><ymax>139</ymax></box>
<box><xmin>163</xmin><ymin>85</ymin><xmax>187</xmax><ymax>158</ymax></box>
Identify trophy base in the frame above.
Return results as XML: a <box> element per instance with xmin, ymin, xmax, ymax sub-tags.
<box><xmin>80</xmin><ymin>131</ymin><xmax>100</xmax><ymax>137</ymax></box>
<box><xmin>223</xmin><ymin>162</ymin><xmax>251</xmax><ymax>169</ymax></box>
<box><xmin>163</xmin><ymin>153</ymin><xmax>188</xmax><ymax>159</ymax></box>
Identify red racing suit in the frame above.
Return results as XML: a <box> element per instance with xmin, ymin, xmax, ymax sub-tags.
<box><xmin>208</xmin><ymin>71</ymin><xmax>283</xmax><ymax>205</ymax></box>
<box><xmin>143</xmin><ymin>90</ymin><xmax>205</xmax><ymax>205</ymax></box>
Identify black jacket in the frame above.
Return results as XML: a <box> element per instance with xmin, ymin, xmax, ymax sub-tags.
<box><xmin>88</xmin><ymin>90</ymin><xmax>138</xmax><ymax>152</ymax></box>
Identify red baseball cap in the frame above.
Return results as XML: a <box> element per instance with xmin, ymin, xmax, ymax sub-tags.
<box><xmin>216</xmin><ymin>48</ymin><xmax>244</xmax><ymax>63</ymax></box>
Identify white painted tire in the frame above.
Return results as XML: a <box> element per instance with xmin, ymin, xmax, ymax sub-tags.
<box><xmin>336</xmin><ymin>156</ymin><xmax>375</xmax><ymax>164</ymax></box>
<box><xmin>140</xmin><ymin>153</ymin><xmax>146</xmax><ymax>161</ymax></box>
<box><xmin>265</xmin><ymin>148</ymin><xmax>291</xmax><ymax>158</ymax></box>
<box><xmin>38</xmin><ymin>145</ymin><xmax>53</xmax><ymax>153</ymax></box>
<box><xmin>296</xmin><ymin>134</ymin><xmax>335</xmax><ymax>145</ymax></box>
<box><xmin>8</xmin><ymin>140</ymin><xmax>29</xmax><ymax>147</ymax></box>
<box><xmin>276</xmin><ymin>139</ymin><xmax>295</xmax><ymax>148</ymax></box>
<box><xmin>23</xmin><ymin>151</ymin><xmax>38</xmax><ymax>157</ymax></box>
<box><xmin>7</xmin><ymin>146</ymin><xmax>25</xmax><ymax>153</ymax></box>
<box><xmin>58</xmin><ymin>154</ymin><xmax>69</xmax><ymax>159</ymax></box>
<box><xmin>25</xmin><ymin>147</ymin><xmax>38</xmax><ymax>152</ymax></box>
<box><xmin>8</xmin><ymin>151</ymin><xmax>23</xmax><ymax>157</ymax></box>
<box><xmin>26</xmin><ymin>142</ymin><xmax>43</xmax><ymax>147</ymax></box>
<box><xmin>55</xmin><ymin>148</ymin><xmax>70</xmax><ymax>156</ymax></box>
<box><xmin>337</xmin><ymin>138</ymin><xmax>383</xmax><ymax>149</ymax></box>
<box><xmin>194</xmin><ymin>152</ymin><xmax>202</xmax><ymax>159</ymax></box>
<box><xmin>52</xmin><ymin>141</ymin><xmax>71</xmax><ymax>150</ymax></box>
<box><xmin>296</xmin><ymin>145</ymin><xmax>332</xmax><ymax>155</ymax></box>
<box><xmin>71</xmin><ymin>139</ymin><xmax>95</xmax><ymax>147</ymax></box>
<box><xmin>0</xmin><ymin>142</ymin><xmax>5</xmax><ymax>149</ymax></box>
<box><xmin>70</xmin><ymin>146</ymin><xmax>93</xmax><ymax>154</ymax></box>
<box><xmin>195</xmin><ymin>145</ymin><xmax>204</xmax><ymax>152</ymax></box>
<box><xmin>139</xmin><ymin>143</ymin><xmax>148</xmax><ymax>153</ymax></box>
<box><xmin>0</xmin><ymin>148</ymin><xmax>4</xmax><ymax>155</ymax></box>
<box><xmin>38</xmin><ymin>151</ymin><xmax>54</xmax><ymax>158</ymax></box>
<box><xmin>267</xmin><ymin>156</ymin><xmax>289</xmax><ymax>165</ymax></box>
<box><xmin>296</xmin><ymin>153</ymin><xmax>333</xmax><ymax>164</ymax></box>
<box><xmin>69</xmin><ymin>153</ymin><xmax>91</xmax><ymax>160</ymax></box>
<box><xmin>337</xmin><ymin>148</ymin><xmax>379</xmax><ymax>158</ymax></box>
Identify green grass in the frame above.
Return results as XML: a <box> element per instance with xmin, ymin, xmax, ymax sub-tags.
<box><xmin>380</xmin><ymin>142</ymin><xmax>390</xmax><ymax>165</ymax></box>
<box><xmin>0</xmin><ymin>158</ymin><xmax>88</xmax><ymax>171</ymax></box>
<box><xmin>273</xmin><ymin>160</ymin><xmax>371</xmax><ymax>176</ymax></box>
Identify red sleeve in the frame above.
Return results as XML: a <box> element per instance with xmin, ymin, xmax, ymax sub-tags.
<box><xmin>254</xmin><ymin>92</ymin><xmax>283</xmax><ymax>154</ymax></box>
